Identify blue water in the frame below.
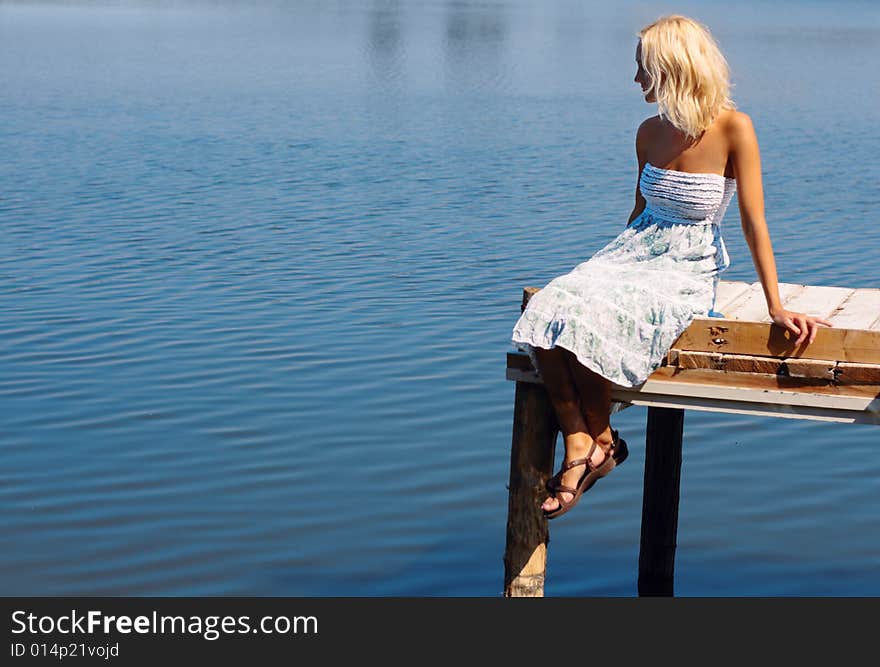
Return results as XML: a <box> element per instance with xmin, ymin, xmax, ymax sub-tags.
<box><xmin>1</xmin><ymin>0</ymin><xmax>878</xmax><ymax>596</ymax></box>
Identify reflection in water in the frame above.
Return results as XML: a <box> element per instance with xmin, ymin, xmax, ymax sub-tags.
<box><xmin>365</xmin><ymin>1</ymin><xmax>405</xmax><ymax>88</ymax></box>
<box><xmin>444</xmin><ymin>1</ymin><xmax>509</xmax><ymax>93</ymax></box>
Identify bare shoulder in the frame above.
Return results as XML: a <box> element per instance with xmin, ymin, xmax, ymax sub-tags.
<box><xmin>723</xmin><ymin>109</ymin><xmax>758</xmax><ymax>144</ymax></box>
<box><xmin>637</xmin><ymin>114</ymin><xmax>663</xmax><ymax>136</ymax></box>
<box><xmin>724</xmin><ymin>109</ymin><xmax>763</xmax><ymax>192</ymax></box>
<box><xmin>636</xmin><ymin>115</ymin><xmax>662</xmax><ymax>153</ymax></box>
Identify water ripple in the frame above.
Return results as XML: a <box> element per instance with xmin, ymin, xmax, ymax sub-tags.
<box><xmin>1</xmin><ymin>0</ymin><xmax>879</xmax><ymax>596</ymax></box>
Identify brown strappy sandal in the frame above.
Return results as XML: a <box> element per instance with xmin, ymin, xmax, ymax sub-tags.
<box><xmin>543</xmin><ymin>440</ymin><xmax>617</xmax><ymax>520</ymax></box>
<box><xmin>610</xmin><ymin>428</ymin><xmax>628</xmax><ymax>466</ymax></box>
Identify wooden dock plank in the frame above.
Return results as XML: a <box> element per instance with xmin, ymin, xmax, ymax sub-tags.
<box><xmin>713</xmin><ymin>281</ymin><xmax>751</xmax><ymax>313</ymax></box>
<box><xmin>724</xmin><ymin>284</ymin><xmax>776</xmax><ymax>321</ymax></box>
<box><xmin>827</xmin><ymin>289</ymin><xmax>880</xmax><ymax>330</ymax></box>
<box><xmin>675</xmin><ymin>350</ymin><xmax>723</xmax><ymax>370</ymax></box>
<box><xmin>610</xmin><ymin>393</ymin><xmax>878</xmax><ymax>424</ymax></box>
<box><xmin>785</xmin><ymin>358</ymin><xmax>837</xmax><ymax>381</ymax></box>
<box><xmin>837</xmin><ymin>362</ymin><xmax>880</xmax><ymax>385</ymax></box>
<box><xmin>781</xmin><ymin>285</ymin><xmax>854</xmax><ymax>319</ymax></box>
<box><xmin>636</xmin><ymin>366</ymin><xmax>880</xmax><ymax>409</ymax></box>
<box><xmin>726</xmin><ymin>282</ymin><xmax>806</xmax><ymax>322</ymax></box>
<box><xmin>672</xmin><ymin>318</ymin><xmax>880</xmax><ymax>364</ymax></box>
<box><xmin>721</xmin><ymin>353</ymin><xmax>780</xmax><ymax>375</ymax></box>
<box><xmin>670</xmin><ymin>351</ymin><xmax>841</xmax><ymax>381</ymax></box>
<box><xmin>506</xmin><ymin>352</ymin><xmax>880</xmax><ymax>423</ymax></box>
<box><xmin>718</xmin><ymin>282</ymin><xmax>764</xmax><ymax>319</ymax></box>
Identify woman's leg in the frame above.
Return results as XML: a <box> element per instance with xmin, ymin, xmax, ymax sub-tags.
<box><xmin>533</xmin><ymin>346</ymin><xmax>608</xmax><ymax>513</ymax></box>
<box><xmin>561</xmin><ymin>349</ymin><xmax>614</xmax><ymax>453</ymax></box>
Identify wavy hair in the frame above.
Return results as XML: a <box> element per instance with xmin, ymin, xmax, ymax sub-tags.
<box><xmin>637</xmin><ymin>15</ymin><xmax>736</xmax><ymax>139</ymax></box>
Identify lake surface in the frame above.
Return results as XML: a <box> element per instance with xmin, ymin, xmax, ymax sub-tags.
<box><xmin>2</xmin><ymin>0</ymin><xmax>878</xmax><ymax>596</ymax></box>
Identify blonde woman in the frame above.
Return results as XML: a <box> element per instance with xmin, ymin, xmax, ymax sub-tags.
<box><xmin>511</xmin><ymin>15</ymin><xmax>831</xmax><ymax>520</ymax></box>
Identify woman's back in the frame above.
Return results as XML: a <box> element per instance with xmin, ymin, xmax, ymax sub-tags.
<box><xmin>640</xmin><ymin>108</ymin><xmax>739</xmax><ymax>180</ymax></box>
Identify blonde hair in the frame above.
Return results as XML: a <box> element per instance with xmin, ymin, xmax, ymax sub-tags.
<box><xmin>637</xmin><ymin>15</ymin><xmax>736</xmax><ymax>139</ymax></box>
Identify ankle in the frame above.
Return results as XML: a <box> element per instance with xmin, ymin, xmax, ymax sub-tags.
<box><xmin>594</xmin><ymin>429</ymin><xmax>613</xmax><ymax>451</ymax></box>
<box><xmin>563</xmin><ymin>432</ymin><xmax>592</xmax><ymax>453</ymax></box>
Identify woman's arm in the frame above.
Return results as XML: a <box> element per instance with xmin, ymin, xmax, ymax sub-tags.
<box><xmin>626</xmin><ymin>120</ymin><xmax>650</xmax><ymax>225</ymax></box>
<box><xmin>727</xmin><ymin>112</ymin><xmax>831</xmax><ymax>345</ymax></box>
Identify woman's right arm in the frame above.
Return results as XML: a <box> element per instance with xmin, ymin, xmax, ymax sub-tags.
<box><xmin>627</xmin><ymin>120</ymin><xmax>650</xmax><ymax>225</ymax></box>
<box><xmin>728</xmin><ymin>111</ymin><xmax>831</xmax><ymax>345</ymax></box>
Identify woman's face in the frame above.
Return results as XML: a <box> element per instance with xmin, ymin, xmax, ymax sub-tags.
<box><xmin>634</xmin><ymin>42</ymin><xmax>656</xmax><ymax>103</ymax></box>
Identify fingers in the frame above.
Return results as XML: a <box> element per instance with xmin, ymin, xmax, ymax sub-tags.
<box><xmin>808</xmin><ymin>317</ymin><xmax>820</xmax><ymax>344</ymax></box>
<box><xmin>786</xmin><ymin>314</ymin><xmax>805</xmax><ymax>346</ymax></box>
<box><xmin>793</xmin><ymin>315</ymin><xmax>808</xmax><ymax>346</ymax></box>
<box><xmin>781</xmin><ymin>311</ymin><xmax>833</xmax><ymax>346</ymax></box>
<box><xmin>800</xmin><ymin>316</ymin><xmax>831</xmax><ymax>345</ymax></box>
<box><xmin>806</xmin><ymin>316</ymin><xmax>834</xmax><ymax>343</ymax></box>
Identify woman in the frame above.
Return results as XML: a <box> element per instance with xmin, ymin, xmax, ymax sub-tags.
<box><xmin>511</xmin><ymin>15</ymin><xmax>831</xmax><ymax>520</ymax></box>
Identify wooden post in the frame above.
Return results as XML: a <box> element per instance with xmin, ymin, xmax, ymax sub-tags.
<box><xmin>638</xmin><ymin>406</ymin><xmax>685</xmax><ymax>597</ymax></box>
<box><xmin>503</xmin><ymin>380</ymin><xmax>558</xmax><ymax>597</ymax></box>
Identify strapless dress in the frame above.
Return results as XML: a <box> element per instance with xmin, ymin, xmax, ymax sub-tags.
<box><xmin>511</xmin><ymin>162</ymin><xmax>736</xmax><ymax>387</ymax></box>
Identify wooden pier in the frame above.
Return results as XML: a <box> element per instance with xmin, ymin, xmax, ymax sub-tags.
<box><xmin>504</xmin><ymin>280</ymin><xmax>880</xmax><ymax>597</ymax></box>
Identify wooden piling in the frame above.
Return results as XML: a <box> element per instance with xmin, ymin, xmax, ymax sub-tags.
<box><xmin>638</xmin><ymin>406</ymin><xmax>685</xmax><ymax>597</ymax></box>
<box><xmin>503</xmin><ymin>380</ymin><xmax>558</xmax><ymax>597</ymax></box>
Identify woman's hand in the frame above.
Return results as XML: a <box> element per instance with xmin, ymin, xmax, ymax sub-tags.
<box><xmin>769</xmin><ymin>308</ymin><xmax>833</xmax><ymax>346</ymax></box>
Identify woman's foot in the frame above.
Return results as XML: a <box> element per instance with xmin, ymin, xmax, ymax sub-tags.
<box><xmin>541</xmin><ymin>433</ymin><xmax>613</xmax><ymax>514</ymax></box>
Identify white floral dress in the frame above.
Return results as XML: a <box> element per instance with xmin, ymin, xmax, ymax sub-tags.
<box><xmin>511</xmin><ymin>162</ymin><xmax>736</xmax><ymax>388</ymax></box>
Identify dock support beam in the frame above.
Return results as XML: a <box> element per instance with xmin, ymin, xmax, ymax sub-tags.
<box><xmin>503</xmin><ymin>380</ymin><xmax>558</xmax><ymax>597</ymax></box>
<box><xmin>638</xmin><ymin>406</ymin><xmax>685</xmax><ymax>597</ymax></box>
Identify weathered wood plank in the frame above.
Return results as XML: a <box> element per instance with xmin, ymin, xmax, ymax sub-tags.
<box><xmin>719</xmin><ymin>282</ymin><xmax>764</xmax><ymax>320</ymax></box>
<box><xmin>784</xmin><ymin>358</ymin><xmax>837</xmax><ymax>381</ymax></box>
<box><xmin>827</xmin><ymin>289</ymin><xmax>880</xmax><ymax>330</ymax></box>
<box><xmin>673</xmin><ymin>352</ymin><xmax>836</xmax><ymax>380</ymax></box>
<box><xmin>669</xmin><ymin>350</ymin><xmax>852</xmax><ymax>384</ymax></box>
<box><xmin>610</xmin><ymin>392</ymin><xmax>879</xmax><ymax>424</ymax></box>
<box><xmin>676</xmin><ymin>350</ymin><xmax>723</xmax><ymax>370</ymax></box>
<box><xmin>672</xmin><ymin>318</ymin><xmax>880</xmax><ymax>364</ymax></box>
<box><xmin>722</xmin><ymin>354</ymin><xmax>781</xmax><ymax>375</ymax></box>
<box><xmin>724</xmin><ymin>285</ymin><xmax>775</xmax><ymax>321</ymax></box>
<box><xmin>617</xmin><ymin>368</ymin><xmax>880</xmax><ymax>424</ymax></box>
<box><xmin>837</xmin><ymin>362</ymin><xmax>880</xmax><ymax>385</ymax></box>
<box><xmin>725</xmin><ymin>282</ymin><xmax>805</xmax><ymax>322</ymax></box>
<box><xmin>713</xmin><ymin>281</ymin><xmax>751</xmax><ymax>314</ymax></box>
<box><xmin>638</xmin><ymin>366</ymin><xmax>880</xmax><ymax>411</ymax></box>
<box><xmin>777</xmin><ymin>283</ymin><xmax>811</xmax><ymax>313</ymax></box>
<box><xmin>782</xmin><ymin>285</ymin><xmax>854</xmax><ymax>319</ymax></box>
<box><xmin>506</xmin><ymin>352</ymin><xmax>880</xmax><ymax>423</ymax></box>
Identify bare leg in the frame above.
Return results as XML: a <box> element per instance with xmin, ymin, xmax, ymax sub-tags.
<box><xmin>534</xmin><ymin>346</ymin><xmax>608</xmax><ymax>513</ymax></box>
<box><xmin>562</xmin><ymin>348</ymin><xmax>614</xmax><ymax>452</ymax></box>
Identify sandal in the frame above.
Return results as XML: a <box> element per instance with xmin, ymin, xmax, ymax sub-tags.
<box><xmin>543</xmin><ymin>439</ymin><xmax>617</xmax><ymax>520</ymax></box>
<box><xmin>610</xmin><ymin>428</ymin><xmax>629</xmax><ymax>466</ymax></box>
